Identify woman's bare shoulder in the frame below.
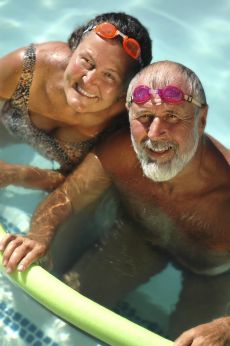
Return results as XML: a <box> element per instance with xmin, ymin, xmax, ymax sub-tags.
<box><xmin>34</xmin><ymin>41</ymin><xmax>71</xmax><ymax>66</ymax></box>
<box><xmin>0</xmin><ymin>46</ymin><xmax>27</xmax><ymax>99</ymax></box>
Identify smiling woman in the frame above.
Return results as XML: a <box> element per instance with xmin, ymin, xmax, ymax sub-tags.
<box><xmin>0</xmin><ymin>11</ymin><xmax>152</xmax><ymax>189</ymax></box>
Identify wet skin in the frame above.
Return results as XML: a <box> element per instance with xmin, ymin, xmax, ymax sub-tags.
<box><xmin>0</xmin><ymin>68</ymin><xmax>229</xmax><ymax>345</ymax></box>
<box><xmin>0</xmin><ymin>32</ymin><xmax>133</xmax><ymax>189</ymax></box>
<box><xmin>1</xmin><ymin>127</ymin><xmax>229</xmax><ymax>345</ymax></box>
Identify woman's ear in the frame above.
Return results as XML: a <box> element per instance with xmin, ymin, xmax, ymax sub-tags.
<box><xmin>105</xmin><ymin>95</ymin><xmax>126</xmax><ymax>118</ymax></box>
<box><xmin>116</xmin><ymin>94</ymin><xmax>126</xmax><ymax>102</ymax></box>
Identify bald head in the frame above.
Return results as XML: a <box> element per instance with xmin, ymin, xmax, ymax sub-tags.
<box><xmin>126</xmin><ymin>60</ymin><xmax>207</xmax><ymax>108</ymax></box>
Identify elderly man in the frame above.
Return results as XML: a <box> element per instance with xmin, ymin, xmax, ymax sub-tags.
<box><xmin>1</xmin><ymin>61</ymin><xmax>229</xmax><ymax>345</ymax></box>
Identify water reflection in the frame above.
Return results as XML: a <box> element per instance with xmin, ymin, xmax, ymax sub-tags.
<box><xmin>0</xmin><ymin>1</ymin><xmax>229</xmax><ymax>145</ymax></box>
<box><xmin>0</xmin><ymin>0</ymin><xmax>229</xmax><ymax>342</ymax></box>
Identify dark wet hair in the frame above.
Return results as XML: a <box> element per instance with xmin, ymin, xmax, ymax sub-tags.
<box><xmin>68</xmin><ymin>12</ymin><xmax>152</xmax><ymax>84</ymax></box>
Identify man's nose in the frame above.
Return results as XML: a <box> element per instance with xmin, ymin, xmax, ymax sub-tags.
<box><xmin>147</xmin><ymin>117</ymin><xmax>167</xmax><ymax>139</ymax></box>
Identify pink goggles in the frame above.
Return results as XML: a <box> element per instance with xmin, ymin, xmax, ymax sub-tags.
<box><xmin>131</xmin><ymin>85</ymin><xmax>204</xmax><ymax>108</ymax></box>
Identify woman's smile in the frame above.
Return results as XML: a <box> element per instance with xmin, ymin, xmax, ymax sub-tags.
<box><xmin>75</xmin><ymin>83</ymin><xmax>98</xmax><ymax>99</ymax></box>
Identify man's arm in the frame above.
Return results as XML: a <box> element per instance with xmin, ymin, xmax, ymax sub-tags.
<box><xmin>0</xmin><ymin>152</ymin><xmax>112</xmax><ymax>272</ymax></box>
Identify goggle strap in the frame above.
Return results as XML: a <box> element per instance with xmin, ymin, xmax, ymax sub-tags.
<box><xmin>184</xmin><ymin>95</ymin><xmax>193</xmax><ymax>103</ymax></box>
<box><xmin>83</xmin><ymin>25</ymin><xmax>94</xmax><ymax>34</ymax></box>
<box><xmin>84</xmin><ymin>22</ymin><xmax>141</xmax><ymax>62</ymax></box>
<box><xmin>184</xmin><ymin>95</ymin><xmax>202</xmax><ymax>108</ymax></box>
<box><xmin>118</xmin><ymin>31</ymin><xmax>126</xmax><ymax>39</ymax></box>
<box><xmin>192</xmin><ymin>99</ymin><xmax>203</xmax><ymax>107</ymax></box>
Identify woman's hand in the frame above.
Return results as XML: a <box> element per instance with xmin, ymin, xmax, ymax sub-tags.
<box><xmin>174</xmin><ymin>317</ymin><xmax>230</xmax><ymax>346</ymax></box>
<box><xmin>0</xmin><ymin>233</ymin><xmax>48</xmax><ymax>273</ymax></box>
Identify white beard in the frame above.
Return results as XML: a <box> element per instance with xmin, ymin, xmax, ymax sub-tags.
<box><xmin>131</xmin><ymin>123</ymin><xmax>199</xmax><ymax>182</ymax></box>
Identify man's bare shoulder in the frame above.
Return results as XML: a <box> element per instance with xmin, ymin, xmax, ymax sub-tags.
<box><xmin>207</xmin><ymin>134</ymin><xmax>230</xmax><ymax>165</ymax></box>
<box><xmin>95</xmin><ymin>128</ymin><xmax>137</xmax><ymax>171</ymax></box>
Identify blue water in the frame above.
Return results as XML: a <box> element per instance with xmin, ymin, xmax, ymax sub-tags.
<box><xmin>0</xmin><ymin>0</ymin><xmax>229</xmax><ymax>147</ymax></box>
<box><xmin>0</xmin><ymin>0</ymin><xmax>229</xmax><ymax>345</ymax></box>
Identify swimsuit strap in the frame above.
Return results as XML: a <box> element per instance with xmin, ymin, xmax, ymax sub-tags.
<box><xmin>11</xmin><ymin>44</ymin><xmax>36</xmax><ymax>112</ymax></box>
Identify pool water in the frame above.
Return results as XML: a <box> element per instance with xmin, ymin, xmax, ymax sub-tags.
<box><xmin>0</xmin><ymin>0</ymin><xmax>229</xmax><ymax>345</ymax></box>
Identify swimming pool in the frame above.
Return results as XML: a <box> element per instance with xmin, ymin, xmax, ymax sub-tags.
<box><xmin>0</xmin><ymin>0</ymin><xmax>229</xmax><ymax>345</ymax></box>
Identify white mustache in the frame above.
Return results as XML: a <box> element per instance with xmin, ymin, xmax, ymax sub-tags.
<box><xmin>142</xmin><ymin>139</ymin><xmax>178</xmax><ymax>152</ymax></box>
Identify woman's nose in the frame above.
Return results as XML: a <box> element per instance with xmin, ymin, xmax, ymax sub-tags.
<box><xmin>147</xmin><ymin>117</ymin><xmax>167</xmax><ymax>139</ymax></box>
<box><xmin>82</xmin><ymin>69</ymin><xmax>98</xmax><ymax>84</ymax></box>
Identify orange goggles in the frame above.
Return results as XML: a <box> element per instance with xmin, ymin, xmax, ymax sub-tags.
<box><xmin>90</xmin><ymin>22</ymin><xmax>141</xmax><ymax>62</ymax></box>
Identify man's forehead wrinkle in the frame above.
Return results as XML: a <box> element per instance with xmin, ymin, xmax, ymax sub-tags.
<box><xmin>138</xmin><ymin>65</ymin><xmax>188</xmax><ymax>91</ymax></box>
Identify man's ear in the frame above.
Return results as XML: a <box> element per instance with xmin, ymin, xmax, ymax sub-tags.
<box><xmin>125</xmin><ymin>95</ymin><xmax>132</xmax><ymax>110</ymax></box>
<box><xmin>198</xmin><ymin>105</ymin><xmax>208</xmax><ymax>135</ymax></box>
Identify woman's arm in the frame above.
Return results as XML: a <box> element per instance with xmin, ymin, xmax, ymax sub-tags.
<box><xmin>0</xmin><ymin>160</ymin><xmax>65</xmax><ymax>191</ymax></box>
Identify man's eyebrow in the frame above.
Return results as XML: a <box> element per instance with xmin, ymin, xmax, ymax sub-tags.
<box><xmin>164</xmin><ymin>109</ymin><xmax>179</xmax><ymax>115</ymax></box>
<box><xmin>134</xmin><ymin>108</ymin><xmax>179</xmax><ymax>115</ymax></box>
<box><xmin>133</xmin><ymin>109</ymin><xmax>154</xmax><ymax>117</ymax></box>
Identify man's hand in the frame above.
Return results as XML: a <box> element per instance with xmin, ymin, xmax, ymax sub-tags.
<box><xmin>174</xmin><ymin>317</ymin><xmax>230</xmax><ymax>346</ymax></box>
<box><xmin>0</xmin><ymin>233</ymin><xmax>47</xmax><ymax>273</ymax></box>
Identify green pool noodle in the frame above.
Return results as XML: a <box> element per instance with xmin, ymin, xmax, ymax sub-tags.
<box><xmin>0</xmin><ymin>224</ymin><xmax>173</xmax><ymax>346</ymax></box>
